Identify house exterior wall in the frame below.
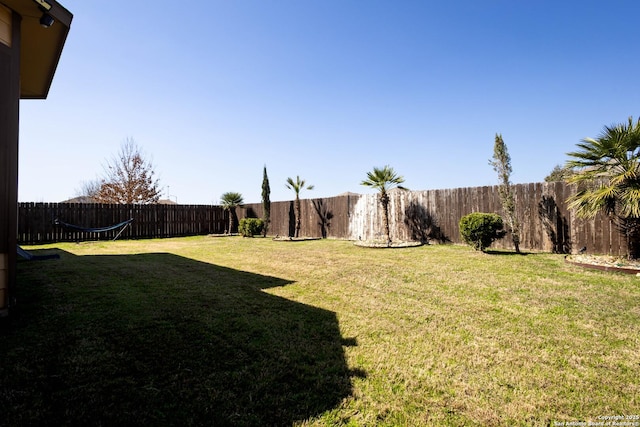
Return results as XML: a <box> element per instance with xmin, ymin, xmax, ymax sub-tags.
<box><xmin>0</xmin><ymin>4</ymin><xmax>11</xmax><ymax>47</ymax></box>
<box><xmin>0</xmin><ymin>6</ymin><xmax>20</xmax><ymax>315</ymax></box>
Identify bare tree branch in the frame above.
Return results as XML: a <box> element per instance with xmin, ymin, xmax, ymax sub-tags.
<box><xmin>94</xmin><ymin>138</ymin><xmax>161</xmax><ymax>204</ymax></box>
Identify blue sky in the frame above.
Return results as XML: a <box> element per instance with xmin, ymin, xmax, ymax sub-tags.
<box><xmin>18</xmin><ymin>0</ymin><xmax>640</xmax><ymax>204</ymax></box>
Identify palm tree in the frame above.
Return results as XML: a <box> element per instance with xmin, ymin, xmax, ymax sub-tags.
<box><xmin>361</xmin><ymin>165</ymin><xmax>407</xmax><ymax>246</ymax></box>
<box><xmin>285</xmin><ymin>176</ymin><xmax>314</xmax><ymax>238</ymax></box>
<box><xmin>220</xmin><ymin>192</ymin><xmax>244</xmax><ymax>235</ymax></box>
<box><xmin>566</xmin><ymin>116</ymin><xmax>640</xmax><ymax>258</ymax></box>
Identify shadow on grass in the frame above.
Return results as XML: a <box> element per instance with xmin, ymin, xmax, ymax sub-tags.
<box><xmin>484</xmin><ymin>249</ymin><xmax>532</xmax><ymax>256</ymax></box>
<box><xmin>2</xmin><ymin>249</ymin><xmax>357</xmax><ymax>426</ymax></box>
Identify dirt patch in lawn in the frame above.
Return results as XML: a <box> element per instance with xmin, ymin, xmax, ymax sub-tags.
<box><xmin>354</xmin><ymin>240</ymin><xmax>423</xmax><ymax>248</ymax></box>
<box><xmin>565</xmin><ymin>254</ymin><xmax>640</xmax><ymax>274</ymax></box>
<box><xmin>272</xmin><ymin>236</ymin><xmax>322</xmax><ymax>242</ymax></box>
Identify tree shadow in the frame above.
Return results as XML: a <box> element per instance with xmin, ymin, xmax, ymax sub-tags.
<box><xmin>3</xmin><ymin>249</ymin><xmax>358</xmax><ymax>426</ymax></box>
<box><xmin>403</xmin><ymin>201</ymin><xmax>449</xmax><ymax>244</ymax></box>
<box><xmin>538</xmin><ymin>195</ymin><xmax>572</xmax><ymax>254</ymax></box>
<box><xmin>312</xmin><ymin>199</ymin><xmax>334</xmax><ymax>239</ymax></box>
<box><xmin>614</xmin><ymin>217</ymin><xmax>640</xmax><ymax>259</ymax></box>
<box><xmin>484</xmin><ymin>249</ymin><xmax>532</xmax><ymax>256</ymax></box>
<box><xmin>288</xmin><ymin>201</ymin><xmax>296</xmax><ymax>238</ymax></box>
<box><xmin>245</xmin><ymin>206</ymin><xmax>258</xmax><ymax>218</ymax></box>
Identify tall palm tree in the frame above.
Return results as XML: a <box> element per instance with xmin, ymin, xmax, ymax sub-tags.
<box><xmin>220</xmin><ymin>192</ymin><xmax>244</xmax><ymax>235</ymax></box>
<box><xmin>361</xmin><ymin>165</ymin><xmax>407</xmax><ymax>246</ymax></box>
<box><xmin>566</xmin><ymin>116</ymin><xmax>640</xmax><ymax>258</ymax></box>
<box><xmin>285</xmin><ymin>176</ymin><xmax>314</xmax><ymax>237</ymax></box>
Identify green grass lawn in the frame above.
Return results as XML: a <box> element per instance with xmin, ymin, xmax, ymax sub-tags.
<box><xmin>2</xmin><ymin>237</ymin><xmax>638</xmax><ymax>426</ymax></box>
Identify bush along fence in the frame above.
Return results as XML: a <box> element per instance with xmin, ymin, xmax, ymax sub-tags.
<box><xmin>19</xmin><ymin>181</ymin><xmax>628</xmax><ymax>256</ymax></box>
<box><xmin>18</xmin><ymin>203</ymin><xmax>226</xmax><ymax>244</ymax></box>
<box><xmin>241</xmin><ymin>181</ymin><xmax>627</xmax><ymax>257</ymax></box>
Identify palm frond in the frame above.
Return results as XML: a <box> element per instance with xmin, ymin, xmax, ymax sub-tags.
<box><xmin>220</xmin><ymin>191</ymin><xmax>244</xmax><ymax>209</ymax></box>
<box><xmin>360</xmin><ymin>165</ymin><xmax>406</xmax><ymax>192</ymax></box>
<box><xmin>619</xmin><ymin>187</ymin><xmax>640</xmax><ymax>218</ymax></box>
<box><xmin>285</xmin><ymin>176</ymin><xmax>313</xmax><ymax>196</ymax></box>
<box><xmin>566</xmin><ymin>117</ymin><xmax>640</xmax><ymax>221</ymax></box>
<box><xmin>567</xmin><ymin>184</ymin><xmax>618</xmax><ymax>218</ymax></box>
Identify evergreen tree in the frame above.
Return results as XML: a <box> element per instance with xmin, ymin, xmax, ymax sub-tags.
<box><xmin>489</xmin><ymin>133</ymin><xmax>520</xmax><ymax>253</ymax></box>
<box><xmin>545</xmin><ymin>164</ymin><xmax>574</xmax><ymax>182</ymax></box>
<box><xmin>261</xmin><ymin>165</ymin><xmax>271</xmax><ymax>237</ymax></box>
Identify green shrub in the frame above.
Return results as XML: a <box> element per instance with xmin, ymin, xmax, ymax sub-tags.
<box><xmin>459</xmin><ymin>212</ymin><xmax>506</xmax><ymax>251</ymax></box>
<box><xmin>238</xmin><ymin>218</ymin><xmax>264</xmax><ymax>238</ymax></box>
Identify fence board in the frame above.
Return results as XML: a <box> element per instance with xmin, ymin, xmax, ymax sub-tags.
<box><xmin>18</xmin><ymin>203</ymin><xmax>226</xmax><ymax>244</ymax></box>
<box><xmin>18</xmin><ymin>182</ymin><xmax>632</xmax><ymax>256</ymax></box>
<box><xmin>242</xmin><ymin>183</ymin><xmax>629</xmax><ymax>256</ymax></box>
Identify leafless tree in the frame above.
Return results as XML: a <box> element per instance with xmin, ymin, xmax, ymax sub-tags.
<box><xmin>94</xmin><ymin>138</ymin><xmax>161</xmax><ymax>204</ymax></box>
<box><xmin>74</xmin><ymin>179</ymin><xmax>101</xmax><ymax>202</ymax></box>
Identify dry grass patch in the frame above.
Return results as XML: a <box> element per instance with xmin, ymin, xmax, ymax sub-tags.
<box><xmin>2</xmin><ymin>237</ymin><xmax>639</xmax><ymax>426</ymax></box>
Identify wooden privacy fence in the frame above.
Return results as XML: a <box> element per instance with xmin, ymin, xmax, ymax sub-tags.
<box><xmin>18</xmin><ymin>203</ymin><xmax>226</xmax><ymax>244</ymax></box>
<box><xmin>241</xmin><ymin>182</ymin><xmax>628</xmax><ymax>257</ymax></box>
<box><xmin>18</xmin><ymin>182</ymin><xmax>629</xmax><ymax>256</ymax></box>
<box><xmin>242</xmin><ymin>194</ymin><xmax>360</xmax><ymax>240</ymax></box>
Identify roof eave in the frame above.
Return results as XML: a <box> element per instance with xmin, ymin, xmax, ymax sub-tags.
<box><xmin>2</xmin><ymin>0</ymin><xmax>73</xmax><ymax>99</ymax></box>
